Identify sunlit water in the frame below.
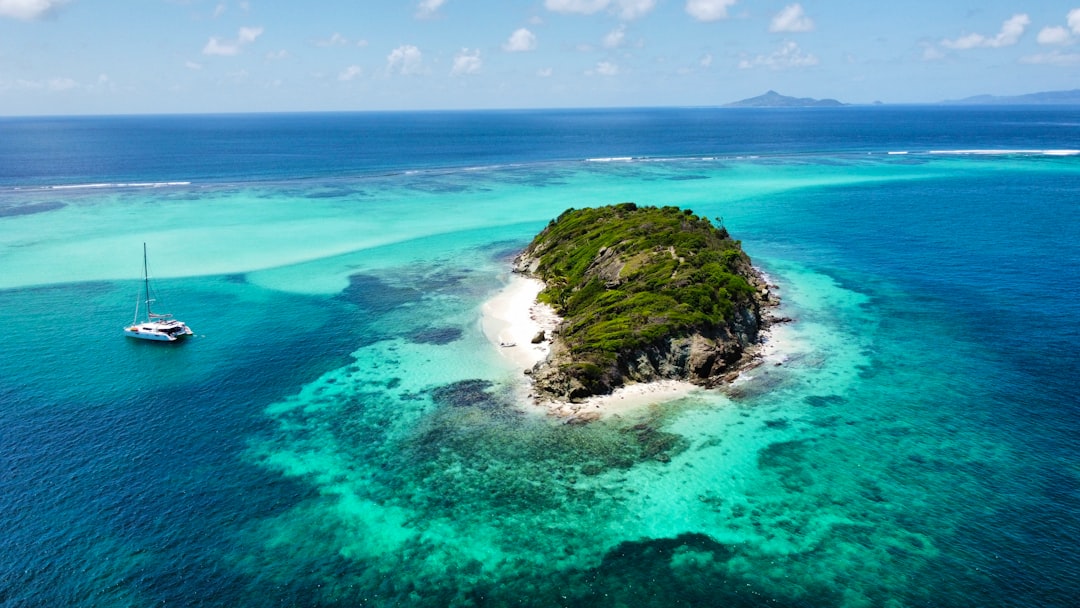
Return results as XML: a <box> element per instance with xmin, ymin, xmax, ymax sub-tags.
<box><xmin>2</xmin><ymin>109</ymin><xmax>1079</xmax><ymax>607</ymax></box>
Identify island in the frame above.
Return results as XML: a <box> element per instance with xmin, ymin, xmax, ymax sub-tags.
<box><xmin>941</xmin><ymin>89</ymin><xmax>1080</xmax><ymax>106</ymax></box>
<box><xmin>725</xmin><ymin>90</ymin><xmax>845</xmax><ymax>108</ymax></box>
<box><xmin>506</xmin><ymin>204</ymin><xmax>781</xmax><ymax>412</ymax></box>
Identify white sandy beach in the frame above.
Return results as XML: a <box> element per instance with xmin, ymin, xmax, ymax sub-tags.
<box><xmin>481</xmin><ymin>274</ymin><xmax>700</xmax><ymax>418</ymax></box>
<box><xmin>480</xmin><ymin>274</ymin><xmax>560</xmax><ymax>371</ymax></box>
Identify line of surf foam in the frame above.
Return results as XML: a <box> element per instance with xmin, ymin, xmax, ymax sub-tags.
<box><xmin>927</xmin><ymin>149</ymin><xmax>1079</xmax><ymax>156</ymax></box>
<box><xmin>11</xmin><ymin>181</ymin><xmax>193</xmax><ymax>192</ymax></box>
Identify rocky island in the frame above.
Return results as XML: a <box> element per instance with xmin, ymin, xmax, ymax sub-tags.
<box><xmin>724</xmin><ymin>90</ymin><xmax>844</xmax><ymax>108</ymax></box>
<box><xmin>511</xmin><ymin>203</ymin><xmax>780</xmax><ymax>407</ymax></box>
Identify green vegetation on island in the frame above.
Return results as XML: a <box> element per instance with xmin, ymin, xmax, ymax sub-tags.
<box><xmin>516</xmin><ymin>203</ymin><xmax>778</xmax><ymax>402</ymax></box>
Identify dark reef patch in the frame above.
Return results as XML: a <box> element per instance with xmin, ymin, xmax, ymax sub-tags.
<box><xmin>0</xmin><ymin>201</ymin><xmax>66</xmax><ymax>217</ymax></box>
<box><xmin>407</xmin><ymin>326</ymin><xmax>463</xmax><ymax>345</ymax></box>
<box><xmin>804</xmin><ymin>394</ymin><xmax>847</xmax><ymax>408</ymax></box>
<box><xmin>430</xmin><ymin>379</ymin><xmax>500</xmax><ymax>409</ymax></box>
<box><xmin>558</xmin><ymin>532</ymin><xmax>839</xmax><ymax>608</ymax></box>
<box><xmin>338</xmin><ymin>273</ymin><xmax>424</xmax><ymax>313</ymax></box>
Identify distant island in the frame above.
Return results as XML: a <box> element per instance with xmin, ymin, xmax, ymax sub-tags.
<box><xmin>513</xmin><ymin>204</ymin><xmax>781</xmax><ymax>403</ymax></box>
<box><xmin>725</xmin><ymin>90</ymin><xmax>845</xmax><ymax>108</ymax></box>
<box><xmin>942</xmin><ymin>89</ymin><xmax>1080</xmax><ymax>106</ymax></box>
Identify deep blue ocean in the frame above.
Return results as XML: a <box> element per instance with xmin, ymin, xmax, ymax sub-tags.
<box><xmin>1</xmin><ymin>107</ymin><xmax>1079</xmax><ymax>607</ymax></box>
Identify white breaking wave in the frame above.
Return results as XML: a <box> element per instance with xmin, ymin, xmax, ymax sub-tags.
<box><xmin>927</xmin><ymin>149</ymin><xmax>1080</xmax><ymax>156</ymax></box>
<box><xmin>12</xmin><ymin>181</ymin><xmax>192</xmax><ymax>192</ymax></box>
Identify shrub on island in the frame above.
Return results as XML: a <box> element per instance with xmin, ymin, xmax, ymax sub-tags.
<box><xmin>515</xmin><ymin>203</ymin><xmax>776</xmax><ymax>402</ymax></box>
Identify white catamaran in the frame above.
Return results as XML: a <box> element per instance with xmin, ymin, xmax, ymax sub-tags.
<box><xmin>123</xmin><ymin>243</ymin><xmax>193</xmax><ymax>342</ymax></box>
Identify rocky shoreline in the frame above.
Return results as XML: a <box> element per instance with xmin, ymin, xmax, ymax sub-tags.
<box><xmin>515</xmin><ymin>253</ymin><xmax>787</xmax><ymax>406</ymax></box>
<box><xmin>501</xmin><ymin>204</ymin><xmax>790</xmax><ymax>408</ymax></box>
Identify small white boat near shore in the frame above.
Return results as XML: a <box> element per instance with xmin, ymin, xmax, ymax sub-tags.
<box><xmin>124</xmin><ymin>243</ymin><xmax>193</xmax><ymax>342</ymax></box>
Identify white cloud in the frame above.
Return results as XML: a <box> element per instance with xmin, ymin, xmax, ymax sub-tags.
<box><xmin>738</xmin><ymin>40</ymin><xmax>818</xmax><ymax>69</ymax></box>
<box><xmin>451</xmin><ymin>48</ymin><xmax>482</xmax><ymax>76</ymax></box>
<box><xmin>942</xmin><ymin>14</ymin><xmax>1030</xmax><ymax>50</ymax></box>
<box><xmin>1070</xmin><ymin>8</ymin><xmax>1080</xmax><ymax>34</ymax></box>
<box><xmin>589</xmin><ymin>61</ymin><xmax>619</xmax><ymax>76</ymax></box>
<box><xmin>387</xmin><ymin>44</ymin><xmax>423</xmax><ymax>75</ymax></box>
<box><xmin>544</xmin><ymin>0</ymin><xmax>653</xmax><ymax>19</ymax></box>
<box><xmin>316</xmin><ymin>32</ymin><xmax>350</xmax><ymax>47</ymax></box>
<box><xmin>338</xmin><ymin>65</ymin><xmax>363</xmax><ymax>81</ymax></box>
<box><xmin>537</xmin><ymin>67</ymin><xmax>553</xmax><ymax>77</ymax></box>
<box><xmin>213</xmin><ymin>3</ymin><xmax>226</xmax><ymax>18</ymax></box>
<box><xmin>416</xmin><ymin>0</ymin><xmax>445</xmax><ymax>19</ymax></box>
<box><xmin>770</xmin><ymin>4</ymin><xmax>813</xmax><ymax>33</ymax></box>
<box><xmin>603</xmin><ymin>25</ymin><xmax>626</xmax><ymax>48</ymax></box>
<box><xmin>699</xmin><ymin>53</ymin><xmax>713</xmax><ymax>68</ymax></box>
<box><xmin>203</xmin><ymin>26</ymin><xmax>263</xmax><ymax>56</ymax></box>
<box><xmin>545</xmin><ymin>0</ymin><xmax>608</xmax><ymax>15</ymax></box>
<box><xmin>6</xmin><ymin>76</ymin><xmax>80</xmax><ymax>91</ymax></box>
<box><xmin>266</xmin><ymin>49</ymin><xmax>289</xmax><ymax>60</ymax></box>
<box><xmin>613</xmin><ymin>0</ymin><xmax>655</xmax><ymax>20</ymax></box>
<box><xmin>238</xmin><ymin>26</ymin><xmax>261</xmax><ymax>44</ymax></box>
<box><xmin>0</xmin><ymin>0</ymin><xmax>67</xmax><ymax>20</ymax></box>
<box><xmin>185</xmin><ymin>60</ymin><xmax>204</xmax><ymax>70</ymax></box>
<box><xmin>48</xmin><ymin>77</ymin><xmax>77</xmax><ymax>91</ymax></box>
<box><xmin>685</xmin><ymin>0</ymin><xmax>737</xmax><ymax>22</ymax></box>
<box><xmin>503</xmin><ymin>28</ymin><xmax>537</xmax><ymax>52</ymax></box>
<box><xmin>921</xmin><ymin>43</ymin><xmax>945</xmax><ymax>61</ymax></box>
<box><xmin>1038</xmin><ymin>26</ymin><xmax>1071</xmax><ymax>46</ymax></box>
<box><xmin>1020</xmin><ymin>50</ymin><xmax>1080</xmax><ymax>66</ymax></box>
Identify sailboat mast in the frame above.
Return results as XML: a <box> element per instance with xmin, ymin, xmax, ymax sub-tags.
<box><xmin>143</xmin><ymin>242</ymin><xmax>152</xmax><ymax>317</ymax></box>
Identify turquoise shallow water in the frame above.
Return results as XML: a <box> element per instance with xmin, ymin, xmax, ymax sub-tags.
<box><xmin>2</xmin><ymin>110</ymin><xmax>1080</xmax><ymax>607</ymax></box>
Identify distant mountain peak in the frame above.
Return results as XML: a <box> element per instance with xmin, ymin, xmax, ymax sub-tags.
<box><xmin>725</xmin><ymin>91</ymin><xmax>845</xmax><ymax>108</ymax></box>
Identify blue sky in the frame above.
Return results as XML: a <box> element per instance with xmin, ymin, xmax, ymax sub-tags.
<box><xmin>1</xmin><ymin>0</ymin><xmax>1077</xmax><ymax>115</ymax></box>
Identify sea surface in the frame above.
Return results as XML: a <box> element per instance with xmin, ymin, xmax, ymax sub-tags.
<box><xmin>1</xmin><ymin>107</ymin><xmax>1079</xmax><ymax>607</ymax></box>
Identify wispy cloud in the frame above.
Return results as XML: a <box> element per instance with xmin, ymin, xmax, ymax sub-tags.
<box><xmin>203</xmin><ymin>26</ymin><xmax>263</xmax><ymax>56</ymax></box>
<box><xmin>942</xmin><ymin>14</ymin><xmax>1029</xmax><ymax>50</ymax></box>
<box><xmin>685</xmin><ymin>0</ymin><xmax>737</xmax><ymax>22</ymax></box>
<box><xmin>613</xmin><ymin>0</ymin><xmax>655</xmax><ymax>20</ymax></box>
<box><xmin>1</xmin><ymin>76</ymin><xmax>79</xmax><ymax>91</ymax></box>
<box><xmin>544</xmin><ymin>0</ymin><xmax>655</xmax><ymax>20</ymax></box>
<box><xmin>503</xmin><ymin>28</ymin><xmax>537</xmax><ymax>52</ymax></box>
<box><xmin>739</xmin><ymin>41</ymin><xmax>818</xmax><ymax>69</ymax></box>
<box><xmin>338</xmin><ymin>65</ymin><xmax>363</xmax><ymax>81</ymax></box>
<box><xmin>587</xmin><ymin>61</ymin><xmax>619</xmax><ymax>76</ymax></box>
<box><xmin>316</xmin><ymin>32</ymin><xmax>350</xmax><ymax>47</ymax></box>
<box><xmin>770</xmin><ymin>4</ymin><xmax>813</xmax><ymax>33</ymax></box>
<box><xmin>603</xmin><ymin>24</ymin><xmax>626</xmax><ymax>48</ymax></box>
<box><xmin>0</xmin><ymin>0</ymin><xmax>68</xmax><ymax>20</ymax></box>
<box><xmin>545</xmin><ymin>0</ymin><xmax>609</xmax><ymax>15</ymax></box>
<box><xmin>387</xmin><ymin>44</ymin><xmax>424</xmax><ymax>75</ymax></box>
<box><xmin>415</xmin><ymin>0</ymin><xmax>445</xmax><ymax>19</ymax></box>
<box><xmin>921</xmin><ymin>43</ymin><xmax>946</xmax><ymax>61</ymax></box>
<box><xmin>451</xmin><ymin>48</ymin><xmax>482</xmax><ymax>76</ymax></box>
<box><xmin>1020</xmin><ymin>50</ymin><xmax>1080</xmax><ymax>66</ymax></box>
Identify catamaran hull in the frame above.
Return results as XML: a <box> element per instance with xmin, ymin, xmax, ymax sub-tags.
<box><xmin>124</xmin><ymin>329</ymin><xmax>178</xmax><ymax>341</ymax></box>
<box><xmin>124</xmin><ymin>323</ymin><xmax>192</xmax><ymax>342</ymax></box>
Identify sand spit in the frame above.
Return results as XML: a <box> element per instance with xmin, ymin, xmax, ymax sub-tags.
<box><xmin>481</xmin><ymin>274</ymin><xmax>700</xmax><ymax>420</ymax></box>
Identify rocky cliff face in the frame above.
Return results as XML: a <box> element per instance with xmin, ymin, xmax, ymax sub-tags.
<box><xmin>515</xmin><ymin>204</ymin><xmax>781</xmax><ymax>403</ymax></box>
